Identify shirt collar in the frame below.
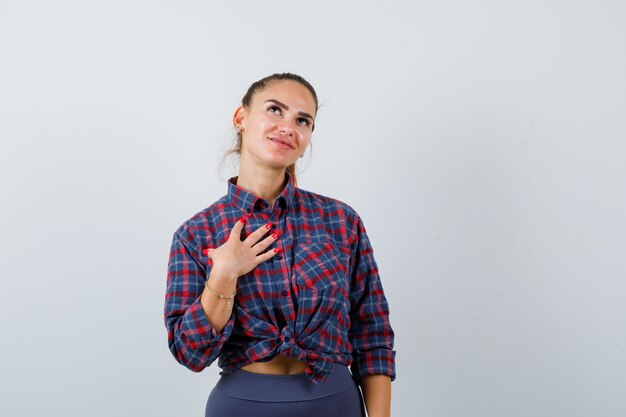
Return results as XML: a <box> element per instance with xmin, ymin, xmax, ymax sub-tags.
<box><xmin>227</xmin><ymin>171</ymin><xmax>295</xmax><ymax>212</ymax></box>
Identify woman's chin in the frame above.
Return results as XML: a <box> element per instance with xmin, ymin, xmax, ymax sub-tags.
<box><xmin>265</xmin><ymin>155</ymin><xmax>297</xmax><ymax>169</ymax></box>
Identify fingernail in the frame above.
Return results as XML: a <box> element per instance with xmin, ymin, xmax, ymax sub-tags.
<box><xmin>203</xmin><ymin>248</ymin><xmax>213</xmax><ymax>256</ymax></box>
<box><xmin>265</xmin><ymin>222</ymin><xmax>272</xmax><ymax>230</ymax></box>
<box><xmin>239</xmin><ymin>216</ymin><xmax>247</xmax><ymax>224</ymax></box>
<box><xmin>274</xmin><ymin>247</ymin><xmax>282</xmax><ymax>253</ymax></box>
<box><xmin>272</xmin><ymin>231</ymin><xmax>279</xmax><ymax>239</ymax></box>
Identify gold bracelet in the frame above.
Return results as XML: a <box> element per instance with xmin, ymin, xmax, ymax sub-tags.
<box><xmin>205</xmin><ymin>280</ymin><xmax>237</xmax><ymax>311</ymax></box>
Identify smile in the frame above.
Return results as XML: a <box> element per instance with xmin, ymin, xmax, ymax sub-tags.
<box><xmin>268</xmin><ymin>137</ymin><xmax>293</xmax><ymax>149</ymax></box>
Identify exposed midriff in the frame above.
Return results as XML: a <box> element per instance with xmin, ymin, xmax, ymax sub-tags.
<box><xmin>240</xmin><ymin>354</ymin><xmax>308</xmax><ymax>375</ymax></box>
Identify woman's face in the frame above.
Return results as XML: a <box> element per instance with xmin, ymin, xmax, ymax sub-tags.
<box><xmin>234</xmin><ymin>80</ymin><xmax>317</xmax><ymax>170</ymax></box>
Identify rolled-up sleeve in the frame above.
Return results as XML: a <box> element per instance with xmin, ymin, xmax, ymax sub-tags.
<box><xmin>347</xmin><ymin>213</ymin><xmax>397</xmax><ymax>384</ymax></box>
<box><xmin>164</xmin><ymin>226</ymin><xmax>235</xmax><ymax>372</ymax></box>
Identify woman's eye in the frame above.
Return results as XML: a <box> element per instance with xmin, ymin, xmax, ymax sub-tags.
<box><xmin>268</xmin><ymin>105</ymin><xmax>281</xmax><ymax>114</ymax></box>
<box><xmin>298</xmin><ymin>118</ymin><xmax>311</xmax><ymax>127</ymax></box>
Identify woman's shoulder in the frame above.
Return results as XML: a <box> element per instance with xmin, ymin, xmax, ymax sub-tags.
<box><xmin>171</xmin><ymin>194</ymin><xmax>230</xmax><ymax>244</ymax></box>
<box><xmin>294</xmin><ymin>186</ymin><xmax>364</xmax><ymax>237</ymax></box>
<box><xmin>294</xmin><ymin>185</ymin><xmax>359</xmax><ymax>217</ymax></box>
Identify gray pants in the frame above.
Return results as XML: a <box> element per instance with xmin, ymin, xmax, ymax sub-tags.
<box><xmin>205</xmin><ymin>363</ymin><xmax>366</xmax><ymax>417</ymax></box>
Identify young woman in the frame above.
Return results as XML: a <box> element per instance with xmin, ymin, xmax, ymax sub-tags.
<box><xmin>164</xmin><ymin>73</ymin><xmax>397</xmax><ymax>417</ymax></box>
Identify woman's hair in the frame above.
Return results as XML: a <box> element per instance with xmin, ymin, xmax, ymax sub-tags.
<box><xmin>221</xmin><ymin>72</ymin><xmax>319</xmax><ymax>188</ymax></box>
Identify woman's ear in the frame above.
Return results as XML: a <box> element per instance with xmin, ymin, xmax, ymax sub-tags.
<box><xmin>233</xmin><ymin>105</ymin><xmax>246</xmax><ymax>129</ymax></box>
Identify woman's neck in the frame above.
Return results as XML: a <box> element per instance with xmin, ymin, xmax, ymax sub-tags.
<box><xmin>236</xmin><ymin>167</ymin><xmax>287</xmax><ymax>207</ymax></box>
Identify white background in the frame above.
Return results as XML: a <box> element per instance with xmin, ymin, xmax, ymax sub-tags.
<box><xmin>1</xmin><ymin>1</ymin><xmax>625</xmax><ymax>416</ymax></box>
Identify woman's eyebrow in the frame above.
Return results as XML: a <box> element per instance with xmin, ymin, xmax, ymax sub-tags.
<box><xmin>265</xmin><ymin>99</ymin><xmax>314</xmax><ymax>121</ymax></box>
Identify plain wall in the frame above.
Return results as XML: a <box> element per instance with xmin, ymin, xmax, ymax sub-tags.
<box><xmin>1</xmin><ymin>1</ymin><xmax>625</xmax><ymax>416</ymax></box>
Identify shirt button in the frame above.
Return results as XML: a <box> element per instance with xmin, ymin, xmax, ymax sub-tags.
<box><xmin>281</xmin><ymin>290</ymin><xmax>288</xmax><ymax>296</ymax></box>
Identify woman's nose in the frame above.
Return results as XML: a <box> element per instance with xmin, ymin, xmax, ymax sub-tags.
<box><xmin>278</xmin><ymin>122</ymin><xmax>294</xmax><ymax>135</ymax></box>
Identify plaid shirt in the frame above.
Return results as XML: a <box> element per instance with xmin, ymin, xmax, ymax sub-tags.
<box><xmin>164</xmin><ymin>171</ymin><xmax>396</xmax><ymax>385</ymax></box>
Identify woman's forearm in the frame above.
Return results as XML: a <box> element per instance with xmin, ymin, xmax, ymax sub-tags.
<box><xmin>360</xmin><ymin>374</ymin><xmax>391</xmax><ymax>417</ymax></box>
<box><xmin>200</xmin><ymin>266</ymin><xmax>238</xmax><ymax>331</ymax></box>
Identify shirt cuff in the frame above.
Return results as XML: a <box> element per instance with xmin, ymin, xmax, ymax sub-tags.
<box><xmin>350</xmin><ymin>348</ymin><xmax>397</xmax><ymax>383</ymax></box>
<box><xmin>181</xmin><ymin>296</ymin><xmax>235</xmax><ymax>350</ymax></box>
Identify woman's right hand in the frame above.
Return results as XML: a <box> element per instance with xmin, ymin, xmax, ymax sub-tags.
<box><xmin>205</xmin><ymin>216</ymin><xmax>280</xmax><ymax>280</ymax></box>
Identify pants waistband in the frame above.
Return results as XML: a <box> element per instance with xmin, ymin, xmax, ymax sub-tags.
<box><xmin>214</xmin><ymin>363</ymin><xmax>357</xmax><ymax>402</ymax></box>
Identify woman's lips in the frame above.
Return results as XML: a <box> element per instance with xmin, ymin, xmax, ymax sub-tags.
<box><xmin>268</xmin><ymin>137</ymin><xmax>293</xmax><ymax>149</ymax></box>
